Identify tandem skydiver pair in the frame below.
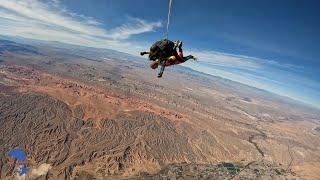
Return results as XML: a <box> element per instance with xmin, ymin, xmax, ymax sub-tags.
<box><xmin>140</xmin><ymin>39</ymin><xmax>197</xmax><ymax>78</ymax></box>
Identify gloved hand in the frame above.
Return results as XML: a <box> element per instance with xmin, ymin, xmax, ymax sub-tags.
<box><xmin>140</xmin><ymin>52</ymin><xmax>147</xmax><ymax>56</ymax></box>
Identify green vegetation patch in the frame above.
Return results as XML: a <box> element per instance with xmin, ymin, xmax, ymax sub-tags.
<box><xmin>219</xmin><ymin>162</ymin><xmax>241</xmax><ymax>175</ymax></box>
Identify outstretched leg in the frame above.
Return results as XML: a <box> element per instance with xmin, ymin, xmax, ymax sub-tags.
<box><xmin>182</xmin><ymin>55</ymin><xmax>197</xmax><ymax>62</ymax></box>
<box><xmin>158</xmin><ymin>58</ymin><xmax>167</xmax><ymax>78</ymax></box>
<box><xmin>177</xmin><ymin>41</ymin><xmax>184</xmax><ymax>58</ymax></box>
<box><xmin>140</xmin><ymin>51</ymin><xmax>149</xmax><ymax>56</ymax></box>
<box><xmin>174</xmin><ymin>40</ymin><xmax>197</xmax><ymax>63</ymax></box>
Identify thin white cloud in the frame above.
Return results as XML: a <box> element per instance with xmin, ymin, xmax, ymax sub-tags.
<box><xmin>188</xmin><ymin>49</ymin><xmax>303</xmax><ymax>71</ymax></box>
<box><xmin>108</xmin><ymin>17</ymin><xmax>162</xmax><ymax>40</ymax></box>
<box><xmin>189</xmin><ymin>50</ymin><xmax>262</xmax><ymax>70</ymax></box>
<box><xmin>181</xmin><ymin>49</ymin><xmax>320</xmax><ymax>107</ymax></box>
<box><xmin>0</xmin><ymin>0</ymin><xmax>162</xmax><ymax>54</ymax></box>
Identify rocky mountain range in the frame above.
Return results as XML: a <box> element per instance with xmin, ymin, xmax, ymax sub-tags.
<box><xmin>0</xmin><ymin>38</ymin><xmax>319</xmax><ymax>179</ymax></box>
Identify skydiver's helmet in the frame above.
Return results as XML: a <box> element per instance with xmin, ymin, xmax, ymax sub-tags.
<box><xmin>148</xmin><ymin>39</ymin><xmax>175</xmax><ymax>61</ymax></box>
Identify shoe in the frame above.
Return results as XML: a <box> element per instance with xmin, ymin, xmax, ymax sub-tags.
<box><xmin>178</xmin><ymin>41</ymin><xmax>183</xmax><ymax>49</ymax></box>
<box><xmin>140</xmin><ymin>51</ymin><xmax>148</xmax><ymax>56</ymax></box>
<box><xmin>186</xmin><ymin>55</ymin><xmax>197</xmax><ymax>61</ymax></box>
<box><xmin>174</xmin><ymin>40</ymin><xmax>182</xmax><ymax>49</ymax></box>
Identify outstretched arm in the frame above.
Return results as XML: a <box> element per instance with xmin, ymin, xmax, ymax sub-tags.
<box><xmin>140</xmin><ymin>51</ymin><xmax>149</xmax><ymax>56</ymax></box>
<box><xmin>158</xmin><ymin>58</ymin><xmax>167</xmax><ymax>78</ymax></box>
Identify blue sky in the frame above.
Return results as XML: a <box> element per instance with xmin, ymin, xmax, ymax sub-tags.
<box><xmin>0</xmin><ymin>0</ymin><xmax>319</xmax><ymax>108</ymax></box>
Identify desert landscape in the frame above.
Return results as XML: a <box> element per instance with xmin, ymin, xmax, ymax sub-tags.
<box><xmin>0</xmin><ymin>39</ymin><xmax>319</xmax><ymax>179</ymax></box>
